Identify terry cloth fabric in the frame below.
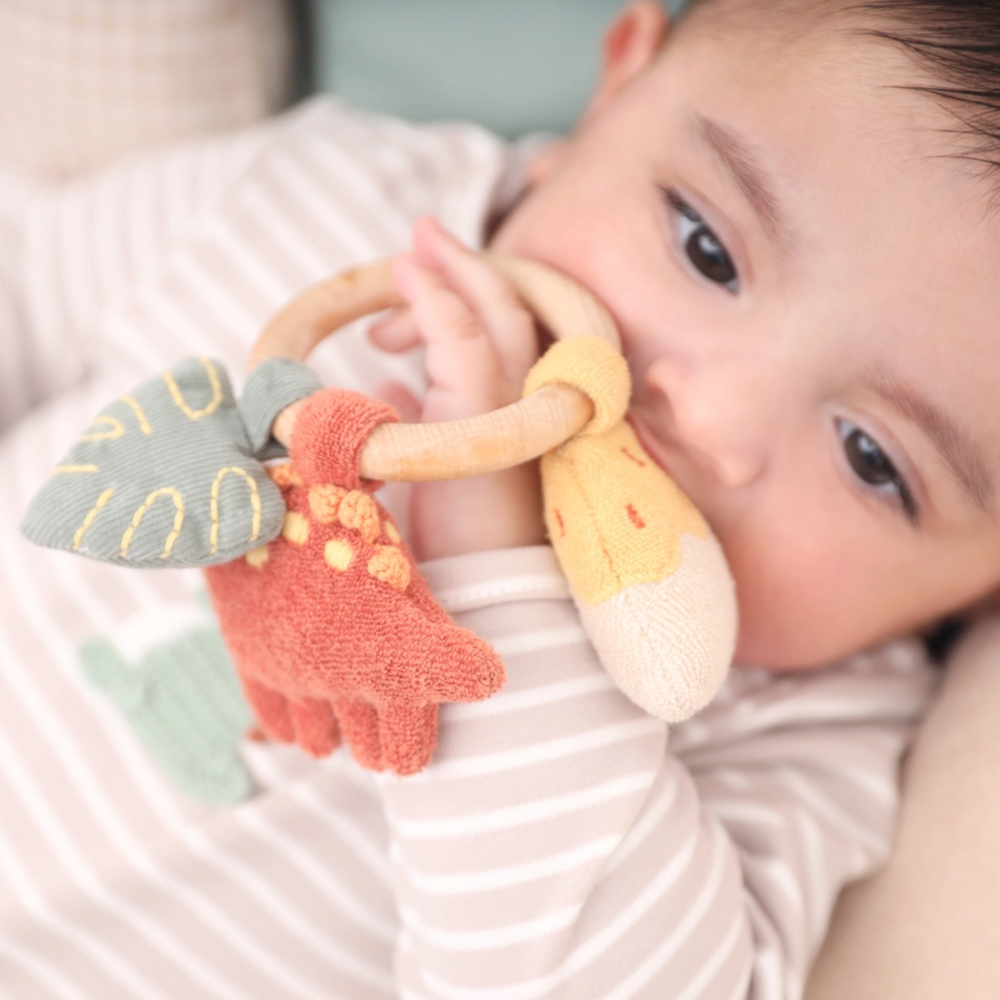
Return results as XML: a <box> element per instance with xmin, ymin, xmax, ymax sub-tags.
<box><xmin>0</xmin><ymin>99</ymin><xmax>938</xmax><ymax>999</ymax></box>
<box><xmin>205</xmin><ymin>388</ymin><xmax>505</xmax><ymax>774</ymax></box>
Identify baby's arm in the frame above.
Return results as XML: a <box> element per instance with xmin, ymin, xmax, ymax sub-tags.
<box><xmin>369</xmin><ymin>230</ymin><xmax>937</xmax><ymax>996</ymax></box>
<box><xmin>377</xmin><ymin>549</ymin><xmax>936</xmax><ymax>998</ymax></box>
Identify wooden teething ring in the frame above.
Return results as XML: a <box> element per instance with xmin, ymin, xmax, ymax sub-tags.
<box><xmin>250</xmin><ymin>254</ymin><xmax>622</xmax><ymax>482</ymax></box>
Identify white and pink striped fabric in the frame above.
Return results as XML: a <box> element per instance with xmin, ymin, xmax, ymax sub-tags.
<box><xmin>0</xmin><ymin>99</ymin><xmax>937</xmax><ymax>999</ymax></box>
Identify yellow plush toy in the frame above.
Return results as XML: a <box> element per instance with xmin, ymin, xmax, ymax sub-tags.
<box><xmin>524</xmin><ymin>335</ymin><xmax>736</xmax><ymax>722</ymax></box>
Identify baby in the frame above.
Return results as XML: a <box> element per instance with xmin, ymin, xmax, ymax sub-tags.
<box><xmin>378</xmin><ymin>0</ymin><xmax>1000</xmax><ymax>667</ymax></box>
<box><xmin>1</xmin><ymin>0</ymin><xmax>997</xmax><ymax>998</ymax></box>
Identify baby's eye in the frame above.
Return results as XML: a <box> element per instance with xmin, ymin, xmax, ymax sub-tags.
<box><xmin>661</xmin><ymin>188</ymin><xmax>739</xmax><ymax>293</ymax></box>
<box><xmin>837</xmin><ymin>419</ymin><xmax>919</xmax><ymax>524</ymax></box>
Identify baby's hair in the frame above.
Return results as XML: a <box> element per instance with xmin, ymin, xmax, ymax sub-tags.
<box><xmin>681</xmin><ymin>0</ymin><xmax>1000</xmax><ymax>184</ymax></box>
<box><xmin>857</xmin><ymin>1</ymin><xmax>1000</xmax><ymax>183</ymax></box>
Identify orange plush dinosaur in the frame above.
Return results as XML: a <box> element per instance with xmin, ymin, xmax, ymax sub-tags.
<box><xmin>204</xmin><ymin>387</ymin><xmax>505</xmax><ymax>776</ymax></box>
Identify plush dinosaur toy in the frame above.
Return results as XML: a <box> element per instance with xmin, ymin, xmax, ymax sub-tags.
<box><xmin>21</xmin><ymin>253</ymin><xmax>737</xmax><ymax>775</ymax></box>
<box><xmin>204</xmin><ymin>386</ymin><xmax>506</xmax><ymax>774</ymax></box>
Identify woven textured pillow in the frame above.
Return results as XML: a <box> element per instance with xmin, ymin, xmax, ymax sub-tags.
<box><xmin>0</xmin><ymin>0</ymin><xmax>295</xmax><ymax>178</ymax></box>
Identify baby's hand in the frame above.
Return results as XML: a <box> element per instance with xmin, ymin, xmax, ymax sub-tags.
<box><xmin>369</xmin><ymin>217</ymin><xmax>545</xmax><ymax>561</ymax></box>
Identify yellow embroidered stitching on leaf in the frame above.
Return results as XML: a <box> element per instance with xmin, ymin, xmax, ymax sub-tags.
<box><xmin>120</xmin><ymin>394</ymin><xmax>152</xmax><ymax>435</ymax></box>
<box><xmin>55</xmin><ymin>465</ymin><xmax>99</xmax><ymax>474</ymax></box>
<box><xmin>120</xmin><ymin>488</ymin><xmax>185</xmax><ymax>559</ymax></box>
<box><xmin>73</xmin><ymin>489</ymin><xmax>114</xmax><ymax>551</ymax></box>
<box><xmin>209</xmin><ymin>467</ymin><xmax>262</xmax><ymax>554</ymax></box>
<box><xmin>79</xmin><ymin>416</ymin><xmax>124</xmax><ymax>441</ymax></box>
<box><xmin>162</xmin><ymin>357</ymin><xmax>223</xmax><ymax>420</ymax></box>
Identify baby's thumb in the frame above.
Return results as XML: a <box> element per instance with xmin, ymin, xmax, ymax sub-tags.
<box><xmin>371</xmin><ymin>380</ymin><xmax>422</xmax><ymax>423</ymax></box>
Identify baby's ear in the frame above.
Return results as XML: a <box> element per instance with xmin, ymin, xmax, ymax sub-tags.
<box><xmin>583</xmin><ymin>0</ymin><xmax>671</xmax><ymax>121</ymax></box>
<box><xmin>525</xmin><ymin>139</ymin><xmax>568</xmax><ymax>187</ymax></box>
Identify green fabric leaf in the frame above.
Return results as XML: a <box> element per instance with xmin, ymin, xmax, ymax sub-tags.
<box><xmin>21</xmin><ymin>357</ymin><xmax>286</xmax><ymax>568</ymax></box>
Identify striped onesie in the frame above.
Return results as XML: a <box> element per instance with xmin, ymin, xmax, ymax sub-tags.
<box><xmin>0</xmin><ymin>98</ymin><xmax>937</xmax><ymax>999</ymax></box>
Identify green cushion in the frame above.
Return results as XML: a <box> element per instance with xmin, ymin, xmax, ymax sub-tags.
<box><xmin>308</xmin><ymin>0</ymin><xmax>688</xmax><ymax>138</ymax></box>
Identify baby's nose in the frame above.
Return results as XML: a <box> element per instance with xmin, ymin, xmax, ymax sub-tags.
<box><xmin>644</xmin><ymin>358</ymin><xmax>772</xmax><ymax>489</ymax></box>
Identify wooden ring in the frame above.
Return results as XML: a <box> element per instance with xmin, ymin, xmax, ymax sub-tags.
<box><xmin>251</xmin><ymin>254</ymin><xmax>621</xmax><ymax>482</ymax></box>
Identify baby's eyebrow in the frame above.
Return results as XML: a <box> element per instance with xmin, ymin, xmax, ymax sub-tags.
<box><xmin>864</xmin><ymin>364</ymin><xmax>996</xmax><ymax>516</ymax></box>
<box><xmin>693</xmin><ymin>114</ymin><xmax>795</xmax><ymax>256</ymax></box>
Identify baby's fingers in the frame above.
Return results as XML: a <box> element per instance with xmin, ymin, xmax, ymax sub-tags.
<box><xmin>371</xmin><ymin>380</ymin><xmax>422</xmax><ymax>423</ymax></box>
<box><xmin>412</xmin><ymin>217</ymin><xmax>540</xmax><ymax>383</ymax></box>
<box><xmin>392</xmin><ymin>253</ymin><xmax>509</xmax><ymax>420</ymax></box>
<box><xmin>368</xmin><ymin>305</ymin><xmax>420</xmax><ymax>352</ymax></box>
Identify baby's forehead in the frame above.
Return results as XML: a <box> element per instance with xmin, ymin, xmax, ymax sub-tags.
<box><xmin>651</xmin><ymin>3</ymin><xmax>1000</xmax><ymax>374</ymax></box>
<box><xmin>678</xmin><ymin>0</ymin><xmax>849</xmax><ymax>35</ymax></box>
<box><xmin>674</xmin><ymin>0</ymin><xmax>1000</xmax><ymax>205</ymax></box>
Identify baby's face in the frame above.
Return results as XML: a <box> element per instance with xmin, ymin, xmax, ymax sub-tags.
<box><xmin>491</xmin><ymin>3</ymin><xmax>1000</xmax><ymax>668</ymax></box>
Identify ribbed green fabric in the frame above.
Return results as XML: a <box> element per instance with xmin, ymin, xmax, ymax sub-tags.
<box><xmin>241</xmin><ymin>357</ymin><xmax>324</xmax><ymax>456</ymax></box>
<box><xmin>80</xmin><ymin>621</ymin><xmax>254</xmax><ymax>803</ymax></box>
<box><xmin>21</xmin><ymin>356</ymin><xmax>323</xmax><ymax>568</ymax></box>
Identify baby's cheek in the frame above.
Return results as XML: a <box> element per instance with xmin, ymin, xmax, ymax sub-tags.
<box><xmin>724</xmin><ymin>525</ymin><xmax>876</xmax><ymax>670</ymax></box>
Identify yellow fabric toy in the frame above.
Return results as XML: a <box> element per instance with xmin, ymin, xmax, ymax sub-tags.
<box><xmin>524</xmin><ymin>336</ymin><xmax>736</xmax><ymax>722</ymax></box>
